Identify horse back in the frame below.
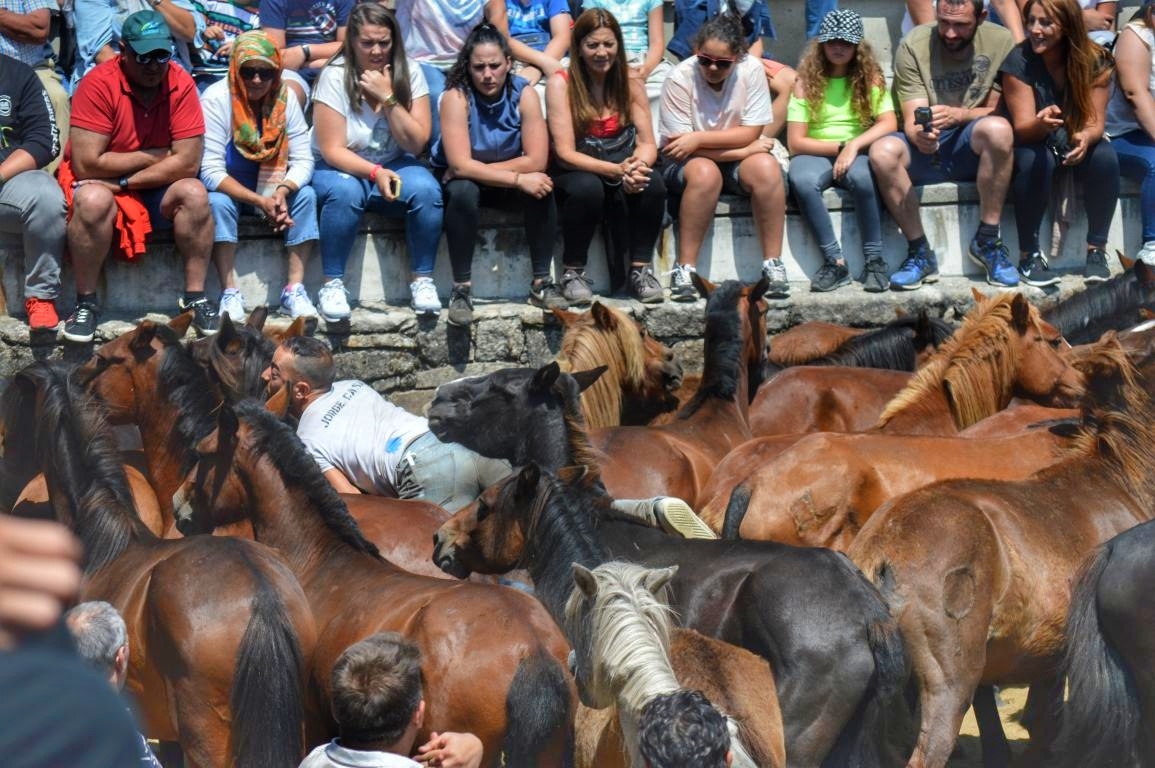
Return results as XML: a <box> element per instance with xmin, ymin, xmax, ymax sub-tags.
<box><xmin>749</xmin><ymin>367</ymin><xmax>911</xmax><ymax>437</ymax></box>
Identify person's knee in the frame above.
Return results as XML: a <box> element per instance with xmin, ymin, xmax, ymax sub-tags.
<box><xmin>787</xmin><ymin>163</ymin><xmax>822</xmax><ymax>195</ymax></box>
<box><xmin>869</xmin><ymin>136</ymin><xmax>906</xmax><ymax>175</ymax></box>
<box><xmin>166</xmin><ymin>178</ymin><xmax>211</xmax><ymax>217</ymax></box>
<box><xmin>443</xmin><ymin>179</ymin><xmax>480</xmax><ymax>210</ymax></box>
<box><xmin>399</xmin><ymin>167</ymin><xmax>442</xmax><ymax>204</ymax></box>
<box><xmin>974</xmin><ymin>117</ymin><xmax>1013</xmax><ymax>157</ymax></box>
<box><xmin>743</xmin><ymin>155</ymin><xmax>783</xmax><ymax>192</ymax></box>
<box><xmin>69</xmin><ymin>184</ymin><xmax>117</xmax><ymax>226</ymax></box>
<box><xmin>682</xmin><ymin>158</ymin><xmax>723</xmax><ymax>191</ymax></box>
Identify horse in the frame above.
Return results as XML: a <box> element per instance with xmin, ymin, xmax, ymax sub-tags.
<box><xmin>1055</xmin><ymin>517</ymin><xmax>1155</xmax><ymax>767</ymax></box>
<box><xmin>432</xmin><ymin>441</ymin><xmax>914</xmax><ymax>768</ymax></box>
<box><xmin>565</xmin><ymin>561</ymin><xmax>784</xmax><ymax>768</ymax></box>
<box><xmin>767</xmin><ymin>311</ymin><xmax>956</xmax><ymax>373</ymax></box>
<box><xmin>1041</xmin><ymin>257</ymin><xmax>1155</xmax><ymax>345</ymax></box>
<box><xmin>0</xmin><ymin>361</ymin><xmax>317</xmax><ymax>768</ymax></box>
<box><xmin>847</xmin><ymin>336</ymin><xmax>1155</xmax><ymax>768</ymax></box>
<box><xmin>173</xmin><ymin>399</ymin><xmax>575</xmax><ymax>767</ymax></box>
<box><xmin>552</xmin><ymin>302</ymin><xmax>683</xmax><ymax>428</ymax></box>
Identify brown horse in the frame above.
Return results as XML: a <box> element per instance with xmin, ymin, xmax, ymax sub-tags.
<box><xmin>847</xmin><ymin>337</ymin><xmax>1155</xmax><ymax>768</ymax></box>
<box><xmin>553</xmin><ymin>302</ymin><xmax>683</xmax><ymax>428</ymax></box>
<box><xmin>747</xmin><ymin>366</ymin><xmax>914</xmax><ymax>436</ymax></box>
<box><xmin>1</xmin><ymin>361</ymin><xmax>317</xmax><ymax>768</ymax></box>
<box><xmin>173</xmin><ymin>400</ymin><xmax>575</xmax><ymax>767</ymax></box>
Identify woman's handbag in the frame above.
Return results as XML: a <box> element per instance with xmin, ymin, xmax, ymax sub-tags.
<box><xmin>577</xmin><ymin>124</ymin><xmax>638</xmax><ymax>164</ymax></box>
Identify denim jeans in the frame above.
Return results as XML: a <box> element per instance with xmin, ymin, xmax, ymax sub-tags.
<box><xmin>394</xmin><ymin>432</ymin><xmax>512</xmax><ymax>513</ymax></box>
<box><xmin>0</xmin><ymin>170</ymin><xmax>65</xmax><ymax>299</ymax></box>
<box><xmin>420</xmin><ymin>62</ymin><xmax>447</xmax><ymax>153</ymax></box>
<box><xmin>1111</xmin><ymin>129</ymin><xmax>1155</xmax><ymax>242</ymax></box>
<box><xmin>208</xmin><ymin>186</ymin><xmax>320</xmax><ymax>247</ymax></box>
<box><xmin>311</xmin><ymin>156</ymin><xmax>443</xmax><ymax>279</ymax></box>
<box><xmin>806</xmin><ymin>0</ymin><xmax>838</xmax><ymax>38</ymax></box>
<box><xmin>788</xmin><ymin>154</ymin><xmax>882</xmax><ymax>260</ymax></box>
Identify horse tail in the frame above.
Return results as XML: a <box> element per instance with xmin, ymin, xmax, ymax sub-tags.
<box><xmin>1054</xmin><ymin>541</ymin><xmax>1139</xmax><ymax>768</ymax></box>
<box><xmin>721</xmin><ymin>483</ymin><xmax>751</xmax><ymax>540</ymax></box>
<box><xmin>229</xmin><ymin>549</ymin><xmax>306</xmax><ymax>768</ymax></box>
<box><xmin>502</xmin><ymin>648</ymin><xmax>573</xmax><ymax>768</ymax></box>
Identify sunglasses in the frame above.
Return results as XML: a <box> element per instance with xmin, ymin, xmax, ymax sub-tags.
<box><xmin>696</xmin><ymin>53</ymin><xmax>735</xmax><ymax>70</ymax></box>
<box><xmin>134</xmin><ymin>49</ymin><xmax>173</xmax><ymax>65</ymax></box>
<box><xmin>239</xmin><ymin>66</ymin><xmax>277</xmax><ymax>81</ymax></box>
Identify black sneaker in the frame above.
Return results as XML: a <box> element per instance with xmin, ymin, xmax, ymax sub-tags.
<box><xmin>528</xmin><ymin>280</ymin><xmax>568</xmax><ymax>310</ymax></box>
<box><xmin>178</xmin><ymin>296</ymin><xmax>220</xmax><ymax>336</ymax></box>
<box><xmin>810</xmin><ymin>260</ymin><xmax>851</xmax><ymax>292</ymax></box>
<box><xmin>1084</xmin><ymin>247</ymin><xmax>1111</xmax><ymax>283</ymax></box>
<box><xmin>1018</xmin><ymin>252</ymin><xmax>1061</xmax><ymax>287</ymax></box>
<box><xmin>447</xmin><ymin>283</ymin><xmax>473</xmax><ymax>327</ymax></box>
<box><xmin>62</xmin><ymin>300</ymin><xmax>100</xmax><ymax>343</ymax></box>
<box><xmin>860</xmin><ymin>257</ymin><xmax>889</xmax><ymax>293</ymax></box>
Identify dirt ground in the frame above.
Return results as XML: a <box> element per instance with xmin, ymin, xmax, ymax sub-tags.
<box><xmin>947</xmin><ymin>685</ymin><xmax>1031</xmax><ymax>767</ymax></box>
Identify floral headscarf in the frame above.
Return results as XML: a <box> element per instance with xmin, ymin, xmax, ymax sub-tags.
<box><xmin>228</xmin><ymin>31</ymin><xmax>289</xmax><ymax>195</ymax></box>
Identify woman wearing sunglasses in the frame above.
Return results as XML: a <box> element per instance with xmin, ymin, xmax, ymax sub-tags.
<box><xmin>658</xmin><ymin>11</ymin><xmax>788</xmax><ymax>301</ymax></box>
<box><xmin>199</xmin><ymin>31</ymin><xmax>320</xmax><ymax>321</ymax></box>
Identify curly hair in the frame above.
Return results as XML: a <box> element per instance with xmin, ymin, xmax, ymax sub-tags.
<box><xmin>796</xmin><ymin>38</ymin><xmax>886</xmax><ymax>132</ymax></box>
<box><xmin>693</xmin><ymin>10</ymin><xmax>748</xmax><ymax>56</ymax></box>
<box><xmin>336</xmin><ymin>4</ymin><xmax>412</xmax><ymax>113</ymax></box>
<box><xmin>445</xmin><ymin>22</ymin><xmax>514</xmax><ymax>96</ymax></box>
<box><xmin>639</xmin><ymin>689</ymin><xmax>731</xmax><ymax>768</ymax></box>
<box><xmin>1023</xmin><ymin>0</ymin><xmax>1114</xmax><ymax>135</ymax></box>
<box><xmin>567</xmin><ymin>9</ymin><xmax>633</xmax><ymax>137</ymax></box>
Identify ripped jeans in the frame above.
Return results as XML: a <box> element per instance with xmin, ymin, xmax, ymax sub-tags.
<box><xmin>394</xmin><ymin>432</ymin><xmax>512</xmax><ymax>513</ymax></box>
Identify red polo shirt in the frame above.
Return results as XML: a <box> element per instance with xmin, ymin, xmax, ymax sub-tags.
<box><xmin>67</xmin><ymin>57</ymin><xmax>204</xmax><ymax>159</ymax></box>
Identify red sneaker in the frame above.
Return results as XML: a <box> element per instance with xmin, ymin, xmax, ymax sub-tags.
<box><xmin>25</xmin><ymin>297</ymin><xmax>59</xmax><ymax>330</ymax></box>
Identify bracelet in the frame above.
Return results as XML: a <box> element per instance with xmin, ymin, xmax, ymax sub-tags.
<box><xmin>369</xmin><ymin>164</ymin><xmax>382</xmax><ymax>182</ymax></box>
<box><xmin>300</xmin><ymin>44</ymin><xmax>311</xmax><ymax>62</ymax></box>
<box><xmin>275</xmin><ymin>183</ymin><xmax>293</xmax><ymax>193</ymax></box>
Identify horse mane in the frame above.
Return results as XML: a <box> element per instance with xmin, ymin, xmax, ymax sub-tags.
<box><xmin>231</xmin><ymin>400</ymin><xmax>382</xmax><ymax>559</ymax></box>
<box><xmin>680</xmin><ymin>282</ymin><xmax>744</xmax><ymax>418</ymax></box>
<box><xmin>1043</xmin><ymin>264</ymin><xmax>1154</xmax><ymax>345</ymax></box>
<box><xmin>556</xmin><ymin>304</ymin><xmax>647</xmax><ymax>430</ymax></box>
<box><xmin>805</xmin><ymin>313</ymin><xmax>955</xmax><ymax>371</ymax></box>
<box><xmin>551</xmin><ymin>373</ymin><xmax>609</xmax><ymax>476</ymax></box>
<box><xmin>878</xmin><ymin>293</ymin><xmax>1031</xmax><ymax>429</ymax></box>
<box><xmin>204</xmin><ymin>323</ymin><xmax>276</xmax><ymax>402</ymax></box>
<box><xmin>6</xmin><ymin>361</ymin><xmax>150</xmax><ymax>572</ymax></box>
<box><xmin>153</xmin><ymin>324</ymin><xmax>226</xmax><ymax>475</ymax></box>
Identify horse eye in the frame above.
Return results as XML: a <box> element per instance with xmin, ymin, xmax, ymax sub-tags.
<box><xmin>475</xmin><ymin>502</ymin><xmax>489</xmax><ymax>521</ymax></box>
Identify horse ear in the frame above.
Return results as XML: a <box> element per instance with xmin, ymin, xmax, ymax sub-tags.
<box><xmin>1119</xmin><ymin>250</ymin><xmax>1134</xmax><ymax>270</ymax></box>
<box><xmin>169</xmin><ymin>311</ymin><xmax>195</xmax><ymax>337</ymax></box>
<box><xmin>1134</xmin><ymin>258</ymin><xmax>1155</xmax><ymax>286</ymax></box>
<box><xmin>572</xmin><ymin>563</ymin><xmax>598</xmax><ymax>599</ymax></box>
<box><xmin>246</xmin><ymin>305</ymin><xmax>269</xmax><ymax>331</ymax></box>
<box><xmin>530</xmin><ymin>362</ymin><xmax>561</xmax><ymax>394</ymax></box>
<box><xmin>571</xmin><ymin>366</ymin><xmax>606</xmax><ymax>392</ymax></box>
<box><xmin>556</xmin><ymin>465</ymin><xmax>589</xmax><ymax>485</ymax></box>
<box><xmin>217</xmin><ymin>312</ymin><xmax>237</xmax><ymax>339</ymax></box>
<box><xmin>970</xmin><ymin>287</ymin><xmax>989</xmax><ymax>303</ymax></box>
<box><xmin>643</xmin><ymin>565</ymin><xmax>679</xmax><ymax>594</ymax></box>
<box><xmin>589</xmin><ymin>302</ymin><xmax>618</xmax><ymax>330</ymax></box>
<box><xmin>280</xmin><ymin>316</ymin><xmax>307</xmax><ymax>341</ymax></box>
<box><xmin>691</xmin><ymin>271</ymin><xmax>717</xmax><ymax>299</ymax></box>
<box><xmin>265</xmin><ymin>384</ymin><xmax>290</xmax><ymax>418</ymax></box>
<box><xmin>130</xmin><ymin>320</ymin><xmax>158</xmax><ymax>354</ymax></box>
<box><xmin>517</xmin><ymin>462</ymin><xmax>542</xmax><ymax>495</ymax></box>
<box><xmin>551</xmin><ymin>306</ymin><xmax>581</xmax><ymax>326</ymax></box>
<box><xmin>216</xmin><ymin>314</ymin><xmax>245</xmax><ymax>354</ymax></box>
<box><xmin>748</xmin><ymin>274</ymin><xmax>770</xmax><ymax>303</ymax></box>
<box><xmin>1010</xmin><ymin>293</ymin><xmax>1031</xmax><ymax>332</ymax></box>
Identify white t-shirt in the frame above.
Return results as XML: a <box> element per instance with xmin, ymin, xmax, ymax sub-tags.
<box><xmin>311</xmin><ymin>58</ymin><xmax>429</xmax><ymax>165</ymax></box>
<box><xmin>397</xmin><ymin>0</ymin><xmax>486</xmax><ymax>71</ymax></box>
<box><xmin>298</xmin><ymin>741</ymin><xmax>421</xmax><ymax>768</ymax></box>
<box><xmin>658</xmin><ymin>53</ymin><xmax>772</xmax><ymax>144</ymax></box>
<box><xmin>1106</xmin><ymin>22</ymin><xmax>1155</xmax><ymax>137</ymax></box>
<box><xmin>296</xmin><ymin>380</ymin><xmax>429</xmax><ymax>495</ymax></box>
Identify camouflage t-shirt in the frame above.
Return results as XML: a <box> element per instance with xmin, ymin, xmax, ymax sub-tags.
<box><xmin>894</xmin><ymin>22</ymin><xmax>1014</xmax><ymax>109</ymax></box>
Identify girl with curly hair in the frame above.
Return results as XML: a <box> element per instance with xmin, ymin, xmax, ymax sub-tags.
<box><xmin>786</xmin><ymin>9</ymin><xmax>897</xmax><ymax>293</ymax></box>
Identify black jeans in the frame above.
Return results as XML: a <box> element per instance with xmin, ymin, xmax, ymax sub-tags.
<box><xmin>442</xmin><ymin>178</ymin><xmax>557</xmax><ymax>283</ymax></box>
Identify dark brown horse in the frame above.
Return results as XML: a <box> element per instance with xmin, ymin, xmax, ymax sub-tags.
<box><xmin>847</xmin><ymin>337</ymin><xmax>1155</xmax><ymax>768</ymax></box>
<box><xmin>173</xmin><ymin>400</ymin><xmax>575</xmax><ymax>767</ymax></box>
<box><xmin>1</xmin><ymin>361</ymin><xmax>317</xmax><ymax>768</ymax></box>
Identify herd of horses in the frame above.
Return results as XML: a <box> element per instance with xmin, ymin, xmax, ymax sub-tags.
<box><xmin>4</xmin><ymin>259</ymin><xmax>1155</xmax><ymax>767</ymax></box>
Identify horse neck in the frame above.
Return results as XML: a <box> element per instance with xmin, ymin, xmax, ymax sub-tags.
<box><xmin>877</xmin><ymin>388</ymin><xmax>959</xmax><ymax>435</ymax></box>
<box><xmin>242</xmin><ymin>457</ymin><xmax>346</xmax><ymax>575</ymax></box>
<box><xmin>520</xmin><ymin>489</ymin><xmax>608</xmax><ymax>624</ymax></box>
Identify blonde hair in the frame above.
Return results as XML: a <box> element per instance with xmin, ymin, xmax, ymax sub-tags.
<box><xmin>796</xmin><ymin>38</ymin><xmax>885</xmax><ymax>132</ymax></box>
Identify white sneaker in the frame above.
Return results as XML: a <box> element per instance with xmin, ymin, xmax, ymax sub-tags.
<box><xmin>409</xmin><ymin>277</ymin><xmax>441</xmax><ymax>315</ymax></box>
<box><xmin>280</xmin><ymin>282</ymin><xmax>318</xmax><ymax>319</ymax></box>
<box><xmin>317</xmin><ymin>278</ymin><xmax>351</xmax><ymax>322</ymax></box>
<box><xmin>218</xmin><ymin>288</ymin><xmax>246</xmax><ymax>323</ymax></box>
<box><xmin>1137</xmin><ymin>241</ymin><xmax>1155</xmax><ymax>266</ymax></box>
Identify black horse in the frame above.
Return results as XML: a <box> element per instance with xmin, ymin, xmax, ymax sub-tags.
<box><xmin>1043</xmin><ymin>258</ymin><xmax>1155</xmax><ymax>345</ymax></box>
<box><xmin>430</xmin><ymin>365</ymin><xmax>915</xmax><ymax>768</ymax></box>
<box><xmin>1056</xmin><ymin>516</ymin><xmax>1155</xmax><ymax>767</ymax></box>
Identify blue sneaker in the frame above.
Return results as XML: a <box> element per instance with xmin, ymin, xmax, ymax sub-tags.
<box><xmin>969</xmin><ymin>237</ymin><xmax>1019</xmax><ymax>287</ymax></box>
<box><xmin>889</xmin><ymin>244</ymin><xmax>939</xmax><ymax>290</ymax></box>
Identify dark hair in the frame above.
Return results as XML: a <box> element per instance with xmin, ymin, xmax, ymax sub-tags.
<box><xmin>935</xmin><ymin>0</ymin><xmax>986</xmax><ymax>19</ymax></box>
<box><xmin>280</xmin><ymin>336</ymin><xmax>334</xmax><ymax>390</ymax></box>
<box><xmin>330</xmin><ymin>632</ymin><xmax>424</xmax><ymax>746</ymax></box>
<box><xmin>445</xmin><ymin>22</ymin><xmax>513</xmax><ymax>94</ymax></box>
<box><xmin>568</xmin><ymin>9</ymin><xmax>633</xmax><ymax>136</ymax></box>
<box><xmin>338</xmin><ymin>4</ymin><xmax>412</xmax><ymax>111</ymax></box>
<box><xmin>638</xmin><ymin>689</ymin><xmax>731</xmax><ymax>768</ymax></box>
<box><xmin>692</xmin><ymin>10</ymin><xmax>747</xmax><ymax>56</ymax></box>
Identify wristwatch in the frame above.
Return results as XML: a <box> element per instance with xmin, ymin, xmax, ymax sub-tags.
<box><xmin>300</xmin><ymin>44</ymin><xmax>311</xmax><ymax>63</ymax></box>
<box><xmin>118</xmin><ymin>176</ymin><xmax>129</xmax><ymax>192</ymax></box>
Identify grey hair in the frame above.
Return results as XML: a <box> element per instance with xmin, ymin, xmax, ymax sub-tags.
<box><xmin>65</xmin><ymin>600</ymin><xmax>128</xmax><ymax>674</ymax></box>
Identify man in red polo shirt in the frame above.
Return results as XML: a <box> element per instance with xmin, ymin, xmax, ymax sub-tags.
<box><xmin>62</xmin><ymin>10</ymin><xmax>218</xmax><ymax>343</ymax></box>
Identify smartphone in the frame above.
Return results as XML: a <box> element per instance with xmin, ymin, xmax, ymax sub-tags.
<box><xmin>914</xmin><ymin>106</ymin><xmax>933</xmax><ymax>131</ymax></box>
<box><xmin>387</xmin><ymin>176</ymin><xmax>402</xmax><ymax>197</ymax></box>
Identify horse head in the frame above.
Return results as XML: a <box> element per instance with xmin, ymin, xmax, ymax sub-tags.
<box><xmin>188</xmin><ymin>312</ymin><xmax>277</xmax><ymax>403</ymax></box>
<box><xmin>1004</xmin><ymin>292</ymin><xmax>1085</xmax><ymax>408</ymax></box>
<box><xmin>173</xmin><ymin>402</ymin><xmax>245</xmax><ymax>536</ymax></box>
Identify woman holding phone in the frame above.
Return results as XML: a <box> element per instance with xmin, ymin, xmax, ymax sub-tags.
<box><xmin>311</xmin><ymin>3</ymin><xmax>444</xmax><ymax>321</ymax></box>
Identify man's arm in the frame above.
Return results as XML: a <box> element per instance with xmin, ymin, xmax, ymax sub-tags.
<box><xmin>324</xmin><ymin>468</ymin><xmax>362</xmax><ymax>494</ymax></box>
<box><xmin>1</xmin><ymin>68</ymin><xmax>58</xmax><ymax>177</ymax></box>
<box><xmin>0</xmin><ymin>7</ymin><xmax>50</xmax><ymax>44</ymax></box>
<box><xmin>68</xmin><ymin>126</ymin><xmax>184</xmax><ymax>181</ymax></box>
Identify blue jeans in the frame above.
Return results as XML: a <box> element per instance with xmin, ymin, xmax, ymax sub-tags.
<box><xmin>806</xmin><ymin>0</ymin><xmax>838</xmax><ymax>38</ymax></box>
<box><xmin>311</xmin><ymin>156</ymin><xmax>443</xmax><ymax>279</ymax></box>
<box><xmin>0</xmin><ymin>170</ymin><xmax>65</xmax><ymax>299</ymax></box>
<box><xmin>420</xmin><ymin>63</ymin><xmax>447</xmax><ymax>153</ymax></box>
<box><xmin>395</xmin><ymin>432</ymin><xmax>512</xmax><ymax>513</ymax></box>
<box><xmin>1112</xmin><ymin>129</ymin><xmax>1155</xmax><ymax>242</ymax></box>
<box><xmin>788</xmin><ymin>154</ymin><xmax>882</xmax><ymax>260</ymax></box>
<box><xmin>208</xmin><ymin>186</ymin><xmax>319</xmax><ymax>247</ymax></box>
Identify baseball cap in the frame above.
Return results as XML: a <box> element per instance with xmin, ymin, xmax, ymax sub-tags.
<box><xmin>815</xmin><ymin>9</ymin><xmax>865</xmax><ymax>45</ymax></box>
<box><xmin>121</xmin><ymin>11</ymin><xmax>174</xmax><ymax>55</ymax></box>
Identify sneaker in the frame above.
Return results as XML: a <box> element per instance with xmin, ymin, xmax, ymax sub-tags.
<box><xmin>561</xmin><ymin>268</ymin><xmax>594</xmax><ymax>305</ymax></box>
<box><xmin>317</xmin><ymin>277</ymin><xmax>351</xmax><ymax>322</ymax></box>
<box><xmin>810</xmin><ymin>260</ymin><xmax>850</xmax><ymax>293</ymax></box>
<box><xmin>629</xmin><ymin>266</ymin><xmax>665</xmax><ymax>303</ymax></box>
<box><xmin>890</xmin><ymin>244</ymin><xmax>940</xmax><ymax>290</ymax></box>
<box><xmin>1084</xmin><ymin>247</ymin><xmax>1111</xmax><ymax>283</ymax></box>
<box><xmin>178</xmin><ymin>295</ymin><xmax>220</xmax><ymax>336</ymax></box>
<box><xmin>1018</xmin><ymin>252</ymin><xmax>1061</xmax><ymax>288</ymax></box>
<box><xmin>860</xmin><ymin>257</ymin><xmax>889</xmax><ymax>293</ymax></box>
<box><xmin>968</xmin><ymin>237</ymin><xmax>1019</xmax><ymax>288</ymax></box>
<box><xmin>1137</xmin><ymin>240</ymin><xmax>1155</xmax><ymax>266</ymax></box>
<box><xmin>279</xmin><ymin>282</ymin><xmax>319</xmax><ymax>319</ymax></box>
<box><xmin>761</xmin><ymin>259</ymin><xmax>791</xmax><ymax>298</ymax></box>
<box><xmin>63</xmin><ymin>300</ymin><xmax>99</xmax><ymax>343</ymax></box>
<box><xmin>410</xmin><ymin>277</ymin><xmax>441</xmax><ymax>315</ymax></box>
<box><xmin>218</xmin><ymin>288</ymin><xmax>246</xmax><ymax>322</ymax></box>
<box><xmin>610</xmin><ymin>497</ymin><xmax>718</xmax><ymax>540</ymax></box>
<box><xmin>24</xmin><ymin>297</ymin><xmax>59</xmax><ymax>330</ymax></box>
<box><xmin>669</xmin><ymin>263</ymin><xmax>698</xmax><ymax>302</ymax></box>
<box><xmin>529</xmin><ymin>279</ymin><xmax>568</xmax><ymax>310</ymax></box>
<box><xmin>447</xmin><ymin>283</ymin><xmax>473</xmax><ymax>327</ymax></box>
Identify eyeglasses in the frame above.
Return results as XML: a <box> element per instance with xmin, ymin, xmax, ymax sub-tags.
<box><xmin>239</xmin><ymin>66</ymin><xmax>277</xmax><ymax>81</ymax></box>
<box><xmin>134</xmin><ymin>50</ymin><xmax>173</xmax><ymax>65</ymax></box>
<box><xmin>696</xmin><ymin>53</ymin><xmax>735</xmax><ymax>70</ymax></box>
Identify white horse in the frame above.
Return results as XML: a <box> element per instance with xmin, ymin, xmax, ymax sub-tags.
<box><xmin>564</xmin><ymin>561</ymin><xmax>785</xmax><ymax>768</ymax></box>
